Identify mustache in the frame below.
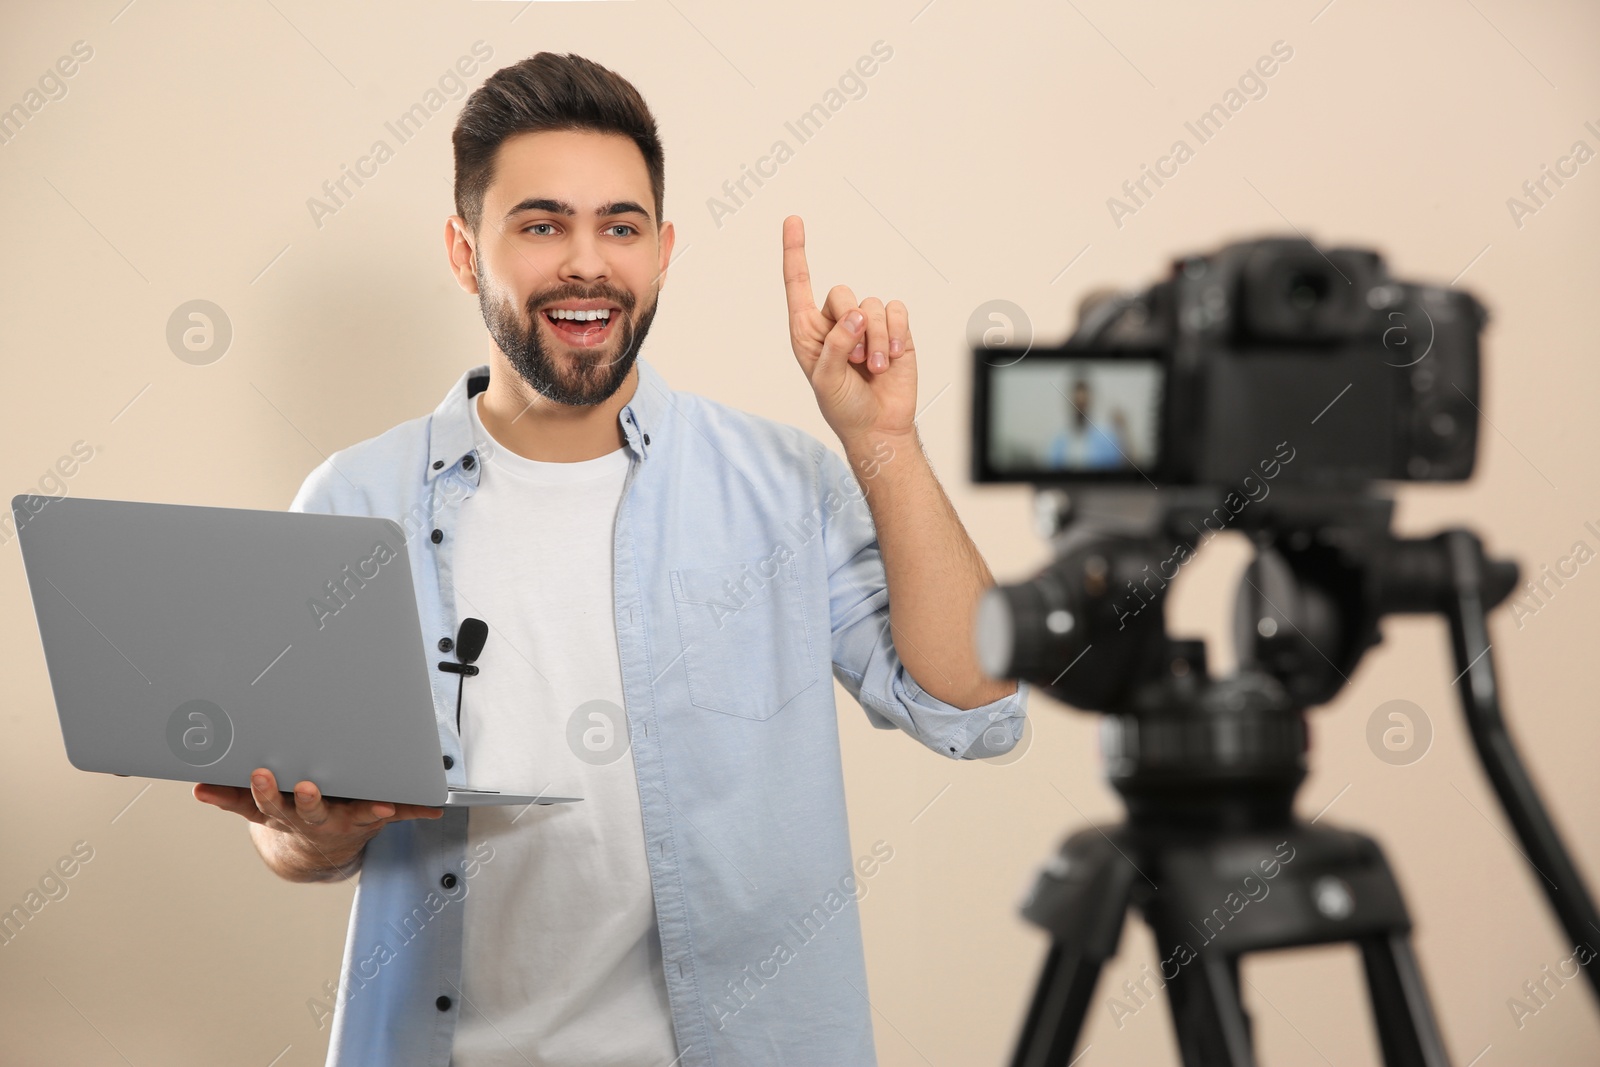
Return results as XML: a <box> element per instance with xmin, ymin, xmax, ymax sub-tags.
<box><xmin>529</xmin><ymin>287</ymin><xmax>635</xmax><ymax>314</ymax></box>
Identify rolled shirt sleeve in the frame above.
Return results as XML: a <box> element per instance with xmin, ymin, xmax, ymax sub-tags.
<box><xmin>816</xmin><ymin>444</ymin><xmax>1031</xmax><ymax>760</ymax></box>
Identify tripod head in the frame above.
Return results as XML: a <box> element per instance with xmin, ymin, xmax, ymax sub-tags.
<box><xmin>978</xmin><ymin>485</ymin><xmax>1518</xmax><ymax>832</ymax></box>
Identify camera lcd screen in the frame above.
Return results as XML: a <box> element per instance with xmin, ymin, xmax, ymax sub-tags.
<box><xmin>975</xmin><ymin>354</ymin><xmax>1164</xmax><ymax>482</ymax></box>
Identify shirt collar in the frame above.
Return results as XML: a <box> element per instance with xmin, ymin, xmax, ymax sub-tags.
<box><xmin>426</xmin><ymin>356</ymin><xmax>670</xmax><ymax>481</ymax></box>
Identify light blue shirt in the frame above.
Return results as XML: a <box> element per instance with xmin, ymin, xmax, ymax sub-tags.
<box><xmin>289</xmin><ymin>357</ymin><xmax>1030</xmax><ymax>1066</ymax></box>
<box><xmin>1046</xmin><ymin>423</ymin><xmax>1123</xmax><ymax>469</ymax></box>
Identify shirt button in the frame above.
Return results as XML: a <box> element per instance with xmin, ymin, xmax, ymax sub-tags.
<box><xmin>442</xmin><ymin>755</ymin><xmax>454</xmax><ymax>769</ymax></box>
<box><xmin>441</xmin><ymin>873</ymin><xmax>458</xmax><ymax>889</ymax></box>
<box><xmin>438</xmin><ymin>636</ymin><xmax>454</xmax><ymax>652</ymax></box>
<box><xmin>463</xmin><ymin>455</ymin><xmax>476</xmax><ymax>470</ymax></box>
<box><xmin>436</xmin><ymin>995</ymin><xmax>452</xmax><ymax>1012</ymax></box>
<box><xmin>432</xmin><ymin>459</ymin><xmax>444</xmax><ymax>470</ymax></box>
<box><xmin>431</xmin><ymin>529</ymin><xmax>443</xmax><ymax>544</ymax></box>
<box><xmin>642</xmin><ymin>433</ymin><xmax>651</xmax><ymax>446</ymax></box>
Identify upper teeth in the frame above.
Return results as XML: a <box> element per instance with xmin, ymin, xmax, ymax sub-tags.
<box><xmin>548</xmin><ymin>308</ymin><xmax>612</xmax><ymax>321</ymax></box>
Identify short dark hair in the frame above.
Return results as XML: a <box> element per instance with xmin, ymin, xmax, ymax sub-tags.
<box><xmin>452</xmin><ymin>52</ymin><xmax>665</xmax><ymax>236</ymax></box>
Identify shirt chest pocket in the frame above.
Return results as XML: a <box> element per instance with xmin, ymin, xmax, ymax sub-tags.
<box><xmin>669</xmin><ymin>557</ymin><xmax>818</xmax><ymax>720</ymax></box>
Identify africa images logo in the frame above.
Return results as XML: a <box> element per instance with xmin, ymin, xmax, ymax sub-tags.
<box><xmin>165</xmin><ymin>699</ymin><xmax>233</xmax><ymax>767</ymax></box>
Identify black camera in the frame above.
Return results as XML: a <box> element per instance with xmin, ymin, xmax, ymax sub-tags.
<box><xmin>971</xmin><ymin>236</ymin><xmax>1488</xmax><ymax>489</ymax></box>
<box><xmin>974</xmin><ymin>239</ymin><xmax>1600</xmax><ymax>1065</ymax></box>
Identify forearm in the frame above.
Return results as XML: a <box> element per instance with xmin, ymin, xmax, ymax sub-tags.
<box><xmin>248</xmin><ymin>821</ymin><xmax>370</xmax><ymax>884</ymax></box>
<box><xmin>842</xmin><ymin>428</ymin><xmax>1017</xmax><ymax>709</ymax></box>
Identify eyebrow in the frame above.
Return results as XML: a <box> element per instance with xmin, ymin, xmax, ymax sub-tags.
<box><xmin>503</xmin><ymin>197</ymin><xmax>652</xmax><ymax>225</ymax></box>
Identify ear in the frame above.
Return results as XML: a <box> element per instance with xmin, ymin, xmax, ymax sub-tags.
<box><xmin>444</xmin><ymin>216</ymin><xmax>480</xmax><ymax>295</ymax></box>
<box><xmin>656</xmin><ymin>219</ymin><xmax>675</xmax><ymax>292</ymax></box>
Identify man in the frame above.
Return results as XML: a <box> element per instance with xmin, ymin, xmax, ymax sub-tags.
<box><xmin>196</xmin><ymin>52</ymin><xmax>1027</xmax><ymax>1067</ymax></box>
<box><xmin>1046</xmin><ymin>377</ymin><xmax>1126</xmax><ymax>469</ymax></box>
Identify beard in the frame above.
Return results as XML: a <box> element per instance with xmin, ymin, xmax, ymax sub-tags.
<box><xmin>478</xmin><ymin>262</ymin><xmax>660</xmax><ymax>407</ymax></box>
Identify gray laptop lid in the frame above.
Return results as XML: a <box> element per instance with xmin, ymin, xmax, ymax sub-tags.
<box><xmin>12</xmin><ymin>494</ymin><xmax>459</xmax><ymax>807</ymax></box>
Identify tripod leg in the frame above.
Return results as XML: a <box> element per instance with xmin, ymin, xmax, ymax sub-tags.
<box><xmin>1012</xmin><ymin>829</ymin><xmax>1142</xmax><ymax>1067</ymax></box>
<box><xmin>1010</xmin><ymin>940</ymin><xmax>1111</xmax><ymax>1067</ymax></box>
<box><xmin>1360</xmin><ymin>934</ymin><xmax>1452</xmax><ymax>1067</ymax></box>
<box><xmin>1226</xmin><ymin>954</ymin><xmax>1255</xmax><ymax>1051</ymax></box>
<box><xmin>1163</xmin><ymin>951</ymin><xmax>1257</xmax><ymax>1067</ymax></box>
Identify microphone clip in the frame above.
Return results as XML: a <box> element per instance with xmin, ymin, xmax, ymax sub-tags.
<box><xmin>437</xmin><ymin>618</ymin><xmax>488</xmax><ymax>736</ymax></box>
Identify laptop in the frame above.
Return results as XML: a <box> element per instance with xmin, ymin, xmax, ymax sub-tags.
<box><xmin>11</xmin><ymin>493</ymin><xmax>580</xmax><ymax>809</ymax></box>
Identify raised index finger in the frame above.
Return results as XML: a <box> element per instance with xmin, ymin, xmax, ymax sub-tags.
<box><xmin>782</xmin><ymin>215</ymin><xmax>816</xmax><ymax>319</ymax></box>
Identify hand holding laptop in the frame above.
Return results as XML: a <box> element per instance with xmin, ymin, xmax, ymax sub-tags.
<box><xmin>194</xmin><ymin>766</ymin><xmax>442</xmax><ymax>879</ymax></box>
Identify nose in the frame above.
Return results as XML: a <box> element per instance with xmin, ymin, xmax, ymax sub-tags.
<box><xmin>559</xmin><ymin>229</ymin><xmax>609</xmax><ymax>287</ymax></box>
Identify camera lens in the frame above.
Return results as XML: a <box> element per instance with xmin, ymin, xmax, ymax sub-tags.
<box><xmin>975</xmin><ymin>590</ymin><xmax>1017</xmax><ymax>679</ymax></box>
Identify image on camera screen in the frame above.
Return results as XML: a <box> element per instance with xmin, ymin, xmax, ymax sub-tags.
<box><xmin>986</xmin><ymin>357</ymin><xmax>1163</xmax><ymax>478</ymax></box>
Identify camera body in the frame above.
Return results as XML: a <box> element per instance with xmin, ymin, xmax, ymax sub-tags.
<box><xmin>972</xmin><ymin>236</ymin><xmax>1487</xmax><ymax>488</ymax></box>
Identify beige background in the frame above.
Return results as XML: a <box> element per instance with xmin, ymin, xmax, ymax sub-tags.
<box><xmin>2</xmin><ymin>0</ymin><xmax>1598</xmax><ymax>1063</ymax></box>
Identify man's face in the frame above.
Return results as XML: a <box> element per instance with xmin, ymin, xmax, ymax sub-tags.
<box><xmin>464</xmin><ymin>128</ymin><xmax>673</xmax><ymax>406</ymax></box>
<box><xmin>1071</xmin><ymin>382</ymin><xmax>1091</xmax><ymax>426</ymax></box>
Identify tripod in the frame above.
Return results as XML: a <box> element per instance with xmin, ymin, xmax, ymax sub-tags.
<box><xmin>1012</xmin><ymin>762</ymin><xmax>1447</xmax><ymax>1065</ymax></box>
<box><xmin>1004</xmin><ymin>501</ymin><xmax>1600</xmax><ymax>1067</ymax></box>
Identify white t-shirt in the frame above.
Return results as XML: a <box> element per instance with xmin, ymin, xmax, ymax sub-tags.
<box><xmin>450</xmin><ymin>393</ymin><xmax>677</xmax><ymax>1066</ymax></box>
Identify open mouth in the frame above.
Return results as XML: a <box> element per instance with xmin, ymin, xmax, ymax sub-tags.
<box><xmin>541</xmin><ymin>306</ymin><xmax>620</xmax><ymax>348</ymax></box>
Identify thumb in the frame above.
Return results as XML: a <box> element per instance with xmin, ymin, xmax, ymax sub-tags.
<box><xmin>814</xmin><ymin>307</ymin><xmax>865</xmax><ymax>392</ymax></box>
